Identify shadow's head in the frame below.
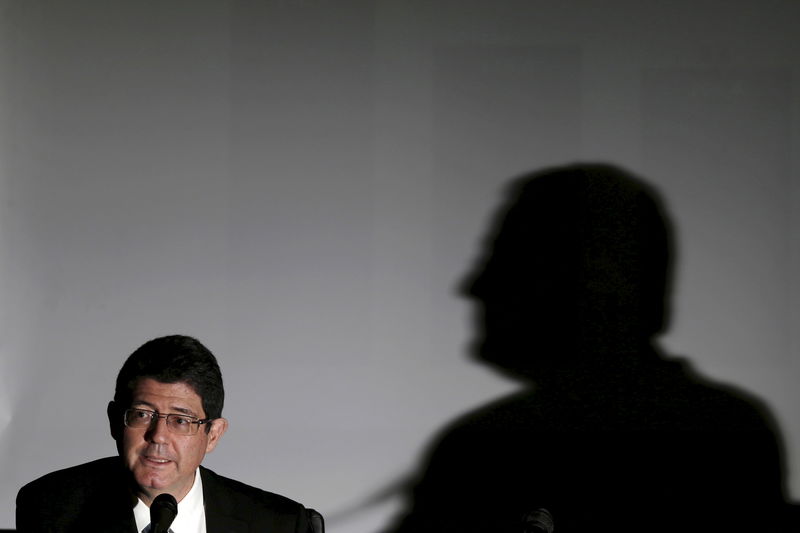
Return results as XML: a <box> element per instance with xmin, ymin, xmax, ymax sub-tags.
<box><xmin>463</xmin><ymin>163</ymin><xmax>674</xmax><ymax>380</ymax></box>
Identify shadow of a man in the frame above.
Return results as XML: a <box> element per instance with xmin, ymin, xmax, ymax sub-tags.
<box><xmin>385</xmin><ymin>163</ymin><xmax>789</xmax><ymax>532</ymax></box>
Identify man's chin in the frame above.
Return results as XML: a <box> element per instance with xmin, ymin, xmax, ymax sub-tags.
<box><xmin>131</xmin><ymin>465</ymin><xmax>176</xmax><ymax>493</ymax></box>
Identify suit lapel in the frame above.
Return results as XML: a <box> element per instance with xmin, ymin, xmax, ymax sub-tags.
<box><xmin>102</xmin><ymin>458</ymin><xmax>140</xmax><ymax>533</ymax></box>
<box><xmin>201</xmin><ymin>467</ymin><xmax>250</xmax><ymax>533</ymax></box>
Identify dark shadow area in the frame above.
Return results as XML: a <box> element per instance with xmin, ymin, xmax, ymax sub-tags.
<box><xmin>383</xmin><ymin>163</ymin><xmax>792</xmax><ymax>532</ymax></box>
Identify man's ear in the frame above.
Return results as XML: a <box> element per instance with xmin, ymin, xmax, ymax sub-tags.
<box><xmin>107</xmin><ymin>401</ymin><xmax>122</xmax><ymax>441</ymax></box>
<box><xmin>204</xmin><ymin>417</ymin><xmax>229</xmax><ymax>454</ymax></box>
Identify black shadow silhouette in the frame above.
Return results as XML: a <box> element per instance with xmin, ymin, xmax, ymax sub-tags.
<box><xmin>384</xmin><ymin>163</ymin><xmax>790</xmax><ymax>532</ymax></box>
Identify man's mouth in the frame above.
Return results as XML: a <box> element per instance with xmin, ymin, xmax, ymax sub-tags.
<box><xmin>143</xmin><ymin>456</ymin><xmax>172</xmax><ymax>465</ymax></box>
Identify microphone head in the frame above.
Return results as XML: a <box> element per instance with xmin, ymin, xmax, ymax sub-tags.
<box><xmin>523</xmin><ymin>508</ymin><xmax>554</xmax><ymax>533</ymax></box>
<box><xmin>150</xmin><ymin>493</ymin><xmax>178</xmax><ymax>533</ymax></box>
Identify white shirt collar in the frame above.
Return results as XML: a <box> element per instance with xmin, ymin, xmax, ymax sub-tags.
<box><xmin>133</xmin><ymin>469</ymin><xmax>206</xmax><ymax>533</ymax></box>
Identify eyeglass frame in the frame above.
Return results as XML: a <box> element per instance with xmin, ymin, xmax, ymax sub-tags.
<box><xmin>122</xmin><ymin>407</ymin><xmax>213</xmax><ymax>436</ymax></box>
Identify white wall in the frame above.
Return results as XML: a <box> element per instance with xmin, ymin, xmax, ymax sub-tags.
<box><xmin>2</xmin><ymin>1</ymin><xmax>799</xmax><ymax>530</ymax></box>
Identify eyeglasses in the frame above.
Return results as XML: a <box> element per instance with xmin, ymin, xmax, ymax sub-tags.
<box><xmin>123</xmin><ymin>408</ymin><xmax>211</xmax><ymax>436</ymax></box>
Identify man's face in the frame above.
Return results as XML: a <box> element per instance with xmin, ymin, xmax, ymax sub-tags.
<box><xmin>115</xmin><ymin>378</ymin><xmax>227</xmax><ymax>505</ymax></box>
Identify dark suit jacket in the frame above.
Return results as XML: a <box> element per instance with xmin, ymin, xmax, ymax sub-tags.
<box><xmin>17</xmin><ymin>457</ymin><xmax>311</xmax><ymax>532</ymax></box>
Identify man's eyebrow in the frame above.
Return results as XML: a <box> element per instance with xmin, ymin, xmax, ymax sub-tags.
<box><xmin>169</xmin><ymin>406</ymin><xmax>199</xmax><ymax>417</ymax></box>
<box><xmin>130</xmin><ymin>402</ymin><xmax>199</xmax><ymax>417</ymax></box>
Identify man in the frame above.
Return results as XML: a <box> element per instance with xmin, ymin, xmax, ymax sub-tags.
<box><xmin>17</xmin><ymin>335</ymin><xmax>314</xmax><ymax>532</ymax></box>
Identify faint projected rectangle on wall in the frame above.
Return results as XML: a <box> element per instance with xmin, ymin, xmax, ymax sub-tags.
<box><xmin>641</xmin><ymin>68</ymin><xmax>791</xmax><ymax>268</ymax></box>
<box><xmin>434</xmin><ymin>46</ymin><xmax>582</xmax><ymax>181</ymax></box>
<box><xmin>431</xmin><ymin>45</ymin><xmax>582</xmax><ymax>271</ymax></box>
<box><xmin>642</xmin><ymin>68</ymin><xmax>791</xmax><ymax>194</ymax></box>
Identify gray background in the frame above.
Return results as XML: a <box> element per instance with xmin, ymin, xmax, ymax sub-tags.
<box><xmin>2</xmin><ymin>1</ymin><xmax>799</xmax><ymax>531</ymax></box>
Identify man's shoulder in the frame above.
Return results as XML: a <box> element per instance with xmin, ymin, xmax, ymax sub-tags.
<box><xmin>19</xmin><ymin>456</ymin><xmax>125</xmax><ymax>498</ymax></box>
<box><xmin>17</xmin><ymin>457</ymin><xmax>135</xmax><ymax>531</ymax></box>
<box><xmin>199</xmin><ymin>465</ymin><xmax>306</xmax><ymax>515</ymax></box>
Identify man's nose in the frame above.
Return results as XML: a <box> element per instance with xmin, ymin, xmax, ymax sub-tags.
<box><xmin>145</xmin><ymin>416</ymin><xmax>170</xmax><ymax>443</ymax></box>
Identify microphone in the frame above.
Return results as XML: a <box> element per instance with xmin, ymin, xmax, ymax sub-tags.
<box><xmin>523</xmin><ymin>508</ymin><xmax>554</xmax><ymax>533</ymax></box>
<box><xmin>149</xmin><ymin>493</ymin><xmax>178</xmax><ymax>533</ymax></box>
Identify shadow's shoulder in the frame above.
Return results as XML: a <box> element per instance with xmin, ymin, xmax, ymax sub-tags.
<box><xmin>655</xmin><ymin>356</ymin><xmax>782</xmax><ymax>434</ymax></box>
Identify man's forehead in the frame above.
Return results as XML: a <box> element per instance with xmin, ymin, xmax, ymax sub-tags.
<box><xmin>129</xmin><ymin>378</ymin><xmax>203</xmax><ymax>408</ymax></box>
